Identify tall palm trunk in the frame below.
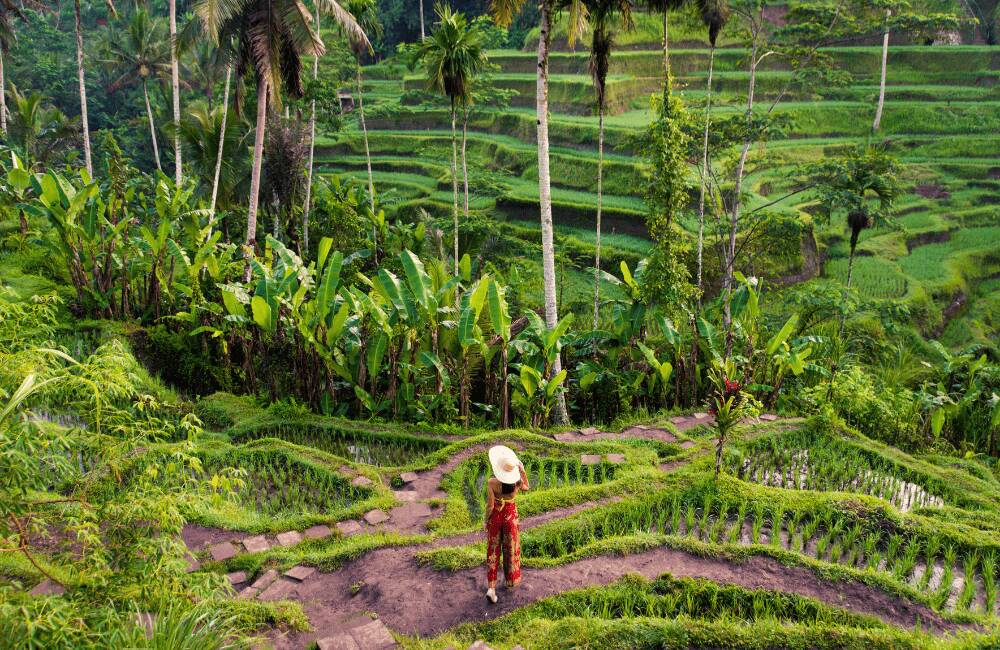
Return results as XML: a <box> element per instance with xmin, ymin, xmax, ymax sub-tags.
<box><xmin>244</xmin><ymin>80</ymin><xmax>268</xmax><ymax>282</ymax></box>
<box><xmin>0</xmin><ymin>49</ymin><xmax>7</xmax><ymax>136</ymax></box>
<box><xmin>169</xmin><ymin>0</ymin><xmax>181</xmax><ymax>184</ymax></box>
<box><xmin>872</xmin><ymin>9</ymin><xmax>891</xmax><ymax>134</ymax></box>
<box><xmin>356</xmin><ymin>61</ymin><xmax>377</xmax><ymax>261</ymax></box>
<box><xmin>461</xmin><ymin>103</ymin><xmax>469</xmax><ymax>218</ymax></box>
<box><xmin>358</xmin><ymin>63</ymin><xmax>375</xmax><ymax>215</ymax></box>
<box><xmin>537</xmin><ymin>0</ymin><xmax>569</xmax><ymax>424</ymax></box>
<box><xmin>695</xmin><ymin>45</ymin><xmax>716</xmax><ymax>309</ymax></box>
<box><xmin>209</xmin><ymin>65</ymin><xmax>232</xmax><ymax>219</ymax></box>
<box><xmin>419</xmin><ymin>0</ymin><xmax>425</xmax><ymax>39</ymax></box>
<box><xmin>450</xmin><ymin>96</ymin><xmax>459</xmax><ymax>275</ymax></box>
<box><xmin>142</xmin><ymin>80</ymin><xmax>162</xmax><ymax>171</ymax></box>
<box><xmin>724</xmin><ymin>14</ymin><xmax>761</xmax><ymax>352</ymax></box>
<box><xmin>303</xmin><ymin>10</ymin><xmax>320</xmax><ymax>254</ymax></box>
<box><xmin>74</xmin><ymin>0</ymin><xmax>93</xmax><ymax>176</ymax></box>
<box><xmin>592</xmin><ymin>107</ymin><xmax>604</xmax><ymax>328</ymax></box>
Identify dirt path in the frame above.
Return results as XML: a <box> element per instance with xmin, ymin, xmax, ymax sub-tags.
<box><xmin>270</xmin><ymin>538</ymin><xmax>958</xmax><ymax>649</ymax></box>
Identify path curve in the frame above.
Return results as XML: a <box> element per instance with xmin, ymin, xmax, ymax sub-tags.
<box><xmin>270</xmin><ymin>536</ymin><xmax>958</xmax><ymax>649</ymax></box>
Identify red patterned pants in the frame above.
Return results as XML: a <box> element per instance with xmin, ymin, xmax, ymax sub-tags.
<box><xmin>486</xmin><ymin>500</ymin><xmax>521</xmax><ymax>587</ymax></box>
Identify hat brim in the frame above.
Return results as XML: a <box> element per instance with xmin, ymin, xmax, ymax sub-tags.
<box><xmin>488</xmin><ymin>445</ymin><xmax>521</xmax><ymax>483</ymax></box>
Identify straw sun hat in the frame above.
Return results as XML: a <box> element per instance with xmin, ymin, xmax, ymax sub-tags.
<box><xmin>488</xmin><ymin>445</ymin><xmax>521</xmax><ymax>484</ymax></box>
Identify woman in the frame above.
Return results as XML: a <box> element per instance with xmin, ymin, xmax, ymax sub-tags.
<box><xmin>484</xmin><ymin>445</ymin><xmax>529</xmax><ymax>603</ymax></box>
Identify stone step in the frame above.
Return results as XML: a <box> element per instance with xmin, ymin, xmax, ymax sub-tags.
<box><xmin>364</xmin><ymin>509</ymin><xmax>390</xmax><ymax>526</ymax></box>
<box><xmin>241</xmin><ymin>535</ymin><xmax>270</xmax><ymax>554</ymax></box>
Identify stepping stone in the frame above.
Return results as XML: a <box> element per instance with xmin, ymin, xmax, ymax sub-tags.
<box><xmin>578</xmin><ymin>426</ymin><xmax>599</xmax><ymax>436</ymax></box>
<box><xmin>337</xmin><ymin>520</ymin><xmax>363</xmax><ymax>536</ymax></box>
<box><xmin>258</xmin><ymin>577</ymin><xmax>297</xmax><ymax>601</ymax></box>
<box><xmin>393</xmin><ymin>490</ymin><xmax>418</xmax><ymax>502</ymax></box>
<box><xmin>284</xmin><ymin>565</ymin><xmax>316</xmax><ymax>582</ymax></box>
<box><xmin>184</xmin><ymin>552</ymin><xmax>200</xmax><ymax>573</ymax></box>
<box><xmin>399</xmin><ymin>471</ymin><xmax>419</xmax><ymax>484</ymax></box>
<box><xmin>393</xmin><ymin>503</ymin><xmax>433</xmax><ymax>520</ymax></box>
<box><xmin>364</xmin><ymin>509</ymin><xmax>390</xmax><ymax>526</ymax></box>
<box><xmin>759</xmin><ymin>413</ymin><xmax>778</xmax><ymax>421</ymax></box>
<box><xmin>209</xmin><ymin>541</ymin><xmax>238</xmax><ymax>562</ymax></box>
<box><xmin>554</xmin><ymin>432</ymin><xmax>577</xmax><ymax>442</ymax></box>
<box><xmin>693</xmin><ymin>412</ymin><xmax>711</xmax><ymax>420</ymax></box>
<box><xmin>250</xmin><ymin>569</ymin><xmax>279</xmax><ymax>591</ymax></box>
<box><xmin>580</xmin><ymin>454</ymin><xmax>601</xmax><ymax>466</ymax></box>
<box><xmin>670</xmin><ymin>416</ymin><xmax>689</xmax><ymax>425</ymax></box>
<box><xmin>352</xmin><ymin>619</ymin><xmax>396</xmax><ymax>648</ymax></box>
<box><xmin>467</xmin><ymin>642</ymin><xmax>494</xmax><ymax>650</ymax></box>
<box><xmin>318</xmin><ymin>635</ymin><xmax>360</xmax><ymax>650</ymax></box>
<box><xmin>238</xmin><ymin>586</ymin><xmax>259</xmax><ymax>599</ymax></box>
<box><xmin>303</xmin><ymin>524</ymin><xmax>333</xmax><ymax>539</ymax></box>
<box><xmin>680</xmin><ymin>440</ymin><xmax>696</xmax><ymax>449</ymax></box>
<box><xmin>275</xmin><ymin>531</ymin><xmax>303</xmax><ymax>548</ymax></box>
<box><xmin>29</xmin><ymin>579</ymin><xmax>65</xmax><ymax>596</ymax></box>
<box><xmin>226</xmin><ymin>571</ymin><xmax>248</xmax><ymax>585</ymax></box>
<box><xmin>351</xmin><ymin>476</ymin><xmax>373</xmax><ymax>488</ymax></box>
<box><xmin>605</xmin><ymin>453</ymin><xmax>626</xmax><ymax>464</ymax></box>
<box><xmin>622</xmin><ymin>426</ymin><xmax>648</xmax><ymax>436</ymax></box>
<box><xmin>242</xmin><ymin>535</ymin><xmax>270</xmax><ymax>554</ymax></box>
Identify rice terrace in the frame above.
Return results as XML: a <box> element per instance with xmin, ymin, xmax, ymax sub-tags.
<box><xmin>3</xmin><ymin>0</ymin><xmax>1000</xmax><ymax>646</ymax></box>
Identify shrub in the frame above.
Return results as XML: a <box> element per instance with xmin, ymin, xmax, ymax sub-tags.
<box><xmin>803</xmin><ymin>366</ymin><xmax>922</xmax><ymax>450</ymax></box>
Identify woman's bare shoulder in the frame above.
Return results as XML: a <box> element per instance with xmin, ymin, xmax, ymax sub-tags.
<box><xmin>486</xmin><ymin>477</ymin><xmax>499</xmax><ymax>489</ymax></box>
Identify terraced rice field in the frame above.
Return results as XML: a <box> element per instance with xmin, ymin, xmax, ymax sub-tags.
<box><xmin>314</xmin><ymin>31</ymin><xmax>999</xmax><ymax>346</ymax></box>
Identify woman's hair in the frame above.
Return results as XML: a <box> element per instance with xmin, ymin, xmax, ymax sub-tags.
<box><xmin>500</xmin><ymin>481</ymin><xmax>516</xmax><ymax>495</ymax></box>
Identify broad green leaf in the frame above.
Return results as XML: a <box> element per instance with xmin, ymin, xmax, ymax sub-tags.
<box><xmin>401</xmin><ymin>249</ymin><xmax>431</xmax><ymax>308</ymax></box>
<box><xmin>487</xmin><ymin>280</ymin><xmax>511</xmax><ymax>341</ymax></box>
<box><xmin>221</xmin><ymin>290</ymin><xmax>245</xmax><ymax>317</ymax></box>
<box><xmin>766</xmin><ymin>314</ymin><xmax>799</xmax><ymax>357</ymax></box>
<box><xmin>250</xmin><ymin>296</ymin><xmax>273</xmax><ymax>332</ymax></box>
<box><xmin>459</xmin><ymin>253</ymin><xmax>472</xmax><ymax>283</ymax></box>
<box><xmin>318</xmin><ymin>237</ymin><xmax>334</xmax><ymax>270</ymax></box>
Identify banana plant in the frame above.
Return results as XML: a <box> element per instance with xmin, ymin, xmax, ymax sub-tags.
<box><xmin>510</xmin><ymin>363</ymin><xmax>567</xmax><ymax>428</ymax></box>
<box><xmin>487</xmin><ymin>279</ymin><xmax>513</xmax><ymax>428</ymax></box>
<box><xmin>637</xmin><ymin>341</ymin><xmax>673</xmax><ymax>406</ymax></box>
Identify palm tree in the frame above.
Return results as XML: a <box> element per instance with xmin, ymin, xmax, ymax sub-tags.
<box><xmin>872</xmin><ymin>8</ymin><xmax>891</xmax><ymax>134</ymax></box>
<box><xmin>104</xmin><ymin>9</ymin><xmax>169</xmax><ymax>172</ymax></box>
<box><xmin>176</xmin><ymin>100</ymin><xmax>249</xmax><ymax>221</ymax></box>
<box><xmin>74</xmin><ymin>0</ymin><xmax>118</xmax><ymax>177</ymax></box>
<box><xmin>694</xmin><ymin>0</ymin><xmax>729</xmax><ymax>306</ymax></box>
<box><xmin>169</xmin><ymin>0</ymin><xmax>181</xmax><ymax>184</ymax></box>
<box><xmin>578</xmin><ymin>0</ymin><xmax>631</xmax><ymax>328</ymax></box>
<box><xmin>191</xmin><ymin>0</ymin><xmax>368</xmax><ymax>278</ymax></box>
<box><xmin>345</xmin><ymin>0</ymin><xmax>381</xmax><ymax>216</ymax></box>
<box><xmin>808</xmin><ymin>146</ymin><xmax>899</xmax><ymax>291</ymax></box>
<box><xmin>491</xmin><ymin>0</ymin><xmax>569</xmax><ymax>423</ymax></box>
<box><xmin>415</xmin><ymin>4</ymin><xmax>486</xmax><ymax>276</ymax></box>
<box><xmin>4</xmin><ymin>84</ymin><xmax>79</xmax><ymax>170</ymax></box>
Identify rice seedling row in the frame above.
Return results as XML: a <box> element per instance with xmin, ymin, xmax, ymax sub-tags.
<box><xmin>731</xmin><ymin>430</ymin><xmax>946</xmax><ymax>511</ymax></box>
<box><xmin>519</xmin><ymin>492</ymin><xmax>998</xmax><ymax>615</ymax></box>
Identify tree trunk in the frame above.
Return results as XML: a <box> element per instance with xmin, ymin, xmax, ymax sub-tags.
<box><xmin>461</xmin><ymin>104</ymin><xmax>470</xmax><ymax>218</ymax></box>
<box><xmin>358</xmin><ymin>62</ymin><xmax>375</xmax><ymax>215</ymax></box>
<box><xmin>0</xmin><ymin>49</ymin><xmax>7</xmax><ymax>137</ymax></box>
<box><xmin>845</xmin><ymin>245</ymin><xmax>857</xmax><ymax>290</ymax></box>
<box><xmin>872</xmin><ymin>9</ymin><xmax>891</xmax><ymax>134</ymax></box>
<box><xmin>450</xmin><ymin>98</ymin><xmax>459</xmax><ymax>276</ymax></box>
<box><xmin>724</xmin><ymin>18</ymin><xmax>761</xmax><ymax>354</ymax></box>
<box><xmin>244</xmin><ymin>80</ymin><xmax>268</xmax><ymax>282</ymax></box>
<box><xmin>419</xmin><ymin>0</ymin><xmax>425</xmax><ymax>40</ymax></box>
<box><xmin>662</xmin><ymin>9</ymin><xmax>670</xmax><ymax>79</ymax></box>
<box><xmin>210</xmin><ymin>65</ymin><xmax>232</xmax><ymax>219</ymax></box>
<box><xmin>695</xmin><ymin>45</ymin><xmax>716</xmax><ymax>310</ymax></box>
<box><xmin>142</xmin><ymin>81</ymin><xmax>162</xmax><ymax>172</ymax></box>
<box><xmin>303</xmin><ymin>12</ymin><xmax>320</xmax><ymax>254</ymax></box>
<box><xmin>74</xmin><ymin>0</ymin><xmax>92</xmax><ymax>177</ymax></box>
<box><xmin>169</xmin><ymin>0</ymin><xmax>181</xmax><ymax>185</ymax></box>
<box><xmin>536</xmin><ymin>0</ymin><xmax>569</xmax><ymax>424</ymax></box>
<box><xmin>592</xmin><ymin>107</ymin><xmax>604</xmax><ymax>329</ymax></box>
